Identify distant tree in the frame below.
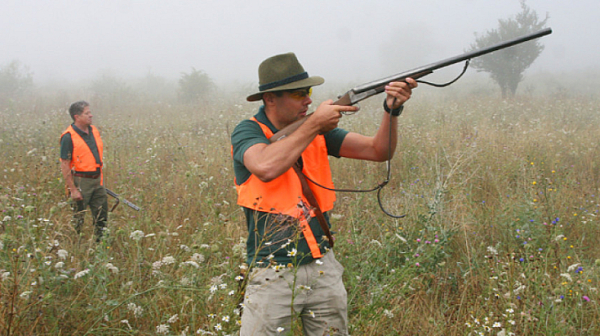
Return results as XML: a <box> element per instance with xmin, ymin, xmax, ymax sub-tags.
<box><xmin>178</xmin><ymin>68</ymin><xmax>215</xmax><ymax>103</ymax></box>
<box><xmin>0</xmin><ymin>60</ymin><xmax>34</xmax><ymax>100</ymax></box>
<box><xmin>468</xmin><ymin>1</ymin><xmax>548</xmax><ymax>98</ymax></box>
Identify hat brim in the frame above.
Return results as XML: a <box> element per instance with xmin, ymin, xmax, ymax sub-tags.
<box><xmin>246</xmin><ymin>76</ymin><xmax>324</xmax><ymax>102</ymax></box>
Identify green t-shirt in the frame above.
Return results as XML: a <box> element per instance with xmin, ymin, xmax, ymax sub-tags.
<box><xmin>231</xmin><ymin>106</ymin><xmax>348</xmax><ymax>267</ymax></box>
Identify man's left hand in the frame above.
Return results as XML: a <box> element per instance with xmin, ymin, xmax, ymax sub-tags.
<box><xmin>384</xmin><ymin>78</ymin><xmax>418</xmax><ymax>110</ymax></box>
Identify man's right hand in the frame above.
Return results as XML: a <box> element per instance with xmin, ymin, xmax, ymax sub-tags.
<box><xmin>70</xmin><ymin>189</ymin><xmax>83</xmax><ymax>201</ymax></box>
<box><xmin>309</xmin><ymin>100</ymin><xmax>359</xmax><ymax>134</ymax></box>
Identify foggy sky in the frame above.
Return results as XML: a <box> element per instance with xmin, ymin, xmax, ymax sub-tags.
<box><xmin>2</xmin><ymin>0</ymin><xmax>598</xmax><ymax>87</ymax></box>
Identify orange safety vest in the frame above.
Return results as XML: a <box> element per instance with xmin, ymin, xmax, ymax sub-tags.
<box><xmin>235</xmin><ymin>118</ymin><xmax>336</xmax><ymax>258</ymax></box>
<box><xmin>60</xmin><ymin>125</ymin><xmax>104</xmax><ymax>183</ymax></box>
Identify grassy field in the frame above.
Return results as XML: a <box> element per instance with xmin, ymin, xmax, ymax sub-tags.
<box><xmin>1</xmin><ymin>88</ymin><xmax>599</xmax><ymax>335</ymax></box>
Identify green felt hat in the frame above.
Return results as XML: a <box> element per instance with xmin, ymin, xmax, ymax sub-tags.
<box><xmin>247</xmin><ymin>52</ymin><xmax>324</xmax><ymax>102</ymax></box>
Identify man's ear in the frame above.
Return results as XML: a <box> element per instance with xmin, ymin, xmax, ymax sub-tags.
<box><xmin>262</xmin><ymin>92</ymin><xmax>276</xmax><ymax>106</ymax></box>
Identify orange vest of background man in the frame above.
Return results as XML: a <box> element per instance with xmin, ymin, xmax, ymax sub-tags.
<box><xmin>60</xmin><ymin>125</ymin><xmax>104</xmax><ymax>183</ymax></box>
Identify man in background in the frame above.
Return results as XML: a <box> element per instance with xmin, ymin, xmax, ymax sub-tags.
<box><xmin>231</xmin><ymin>52</ymin><xmax>417</xmax><ymax>335</ymax></box>
<box><xmin>60</xmin><ymin>101</ymin><xmax>108</xmax><ymax>241</ymax></box>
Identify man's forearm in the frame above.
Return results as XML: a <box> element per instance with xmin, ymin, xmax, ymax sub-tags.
<box><xmin>60</xmin><ymin>160</ymin><xmax>77</xmax><ymax>192</ymax></box>
<box><xmin>371</xmin><ymin>112</ymin><xmax>399</xmax><ymax>160</ymax></box>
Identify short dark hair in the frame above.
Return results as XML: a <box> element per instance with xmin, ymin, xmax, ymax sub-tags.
<box><xmin>260</xmin><ymin>90</ymin><xmax>288</xmax><ymax>103</ymax></box>
<box><xmin>69</xmin><ymin>101</ymin><xmax>89</xmax><ymax>121</ymax></box>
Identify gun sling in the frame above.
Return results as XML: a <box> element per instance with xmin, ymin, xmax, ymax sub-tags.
<box><xmin>292</xmin><ymin>162</ymin><xmax>335</xmax><ymax>249</ymax></box>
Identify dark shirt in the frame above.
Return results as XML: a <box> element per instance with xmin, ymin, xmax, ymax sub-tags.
<box><xmin>231</xmin><ymin>106</ymin><xmax>348</xmax><ymax>266</ymax></box>
<box><xmin>60</xmin><ymin>124</ymin><xmax>102</xmax><ymax>175</ymax></box>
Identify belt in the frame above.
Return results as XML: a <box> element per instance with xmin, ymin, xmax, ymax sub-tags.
<box><xmin>73</xmin><ymin>173</ymin><xmax>100</xmax><ymax>179</ymax></box>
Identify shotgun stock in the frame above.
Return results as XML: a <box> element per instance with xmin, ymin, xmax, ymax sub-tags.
<box><xmin>269</xmin><ymin>27</ymin><xmax>552</xmax><ymax>143</ymax></box>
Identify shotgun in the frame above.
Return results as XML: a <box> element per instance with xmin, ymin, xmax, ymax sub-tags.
<box><xmin>270</xmin><ymin>27</ymin><xmax>552</xmax><ymax>142</ymax></box>
<box><xmin>106</xmin><ymin>188</ymin><xmax>141</xmax><ymax>211</ymax></box>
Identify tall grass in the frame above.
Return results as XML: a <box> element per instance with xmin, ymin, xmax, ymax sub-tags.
<box><xmin>1</xmin><ymin>89</ymin><xmax>599</xmax><ymax>335</ymax></box>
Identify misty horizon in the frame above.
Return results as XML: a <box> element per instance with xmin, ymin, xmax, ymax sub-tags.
<box><xmin>2</xmin><ymin>0</ymin><xmax>599</xmax><ymax>90</ymax></box>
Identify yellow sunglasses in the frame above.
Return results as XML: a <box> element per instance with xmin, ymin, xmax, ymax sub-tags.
<box><xmin>288</xmin><ymin>87</ymin><xmax>312</xmax><ymax>100</ymax></box>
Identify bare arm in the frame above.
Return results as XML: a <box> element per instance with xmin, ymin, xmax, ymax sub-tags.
<box><xmin>60</xmin><ymin>159</ymin><xmax>82</xmax><ymax>201</ymax></box>
<box><xmin>339</xmin><ymin>79</ymin><xmax>417</xmax><ymax>161</ymax></box>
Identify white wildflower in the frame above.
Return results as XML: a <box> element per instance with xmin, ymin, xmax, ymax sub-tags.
<box><xmin>127</xmin><ymin>303</ymin><xmax>144</xmax><ymax>317</ymax></box>
<box><xmin>383</xmin><ymin>309</ymin><xmax>394</xmax><ymax>318</ymax></box>
<box><xmin>168</xmin><ymin>314</ymin><xmax>179</xmax><ymax>324</ymax></box>
<box><xmin>152</xmin><ymin>261</ymin><xmax>163</xmax><ymax>270</ymax></box>
<box><xmin>2</xmin><ymin>272</ymin><xmax>10</xmax><ymax>281</ymax></box>
<box><xmin>182</xmin><ymin>261</ymin><xmax>200</xmax><ymax>268</ymax></box>
<box><xmin>276</xmin><ymin>327</ymin><xmax>285</xmax><ymax>333</ymax></box>
<box><xmin>191</xmin><ymin>253</ymin><xmax>205</xmax><ymax>263</ymax></box>
<box><xmin>180</xmin><ymin>244</ymin><xmax>191</xmax><ymax>252</ymax></box>
<box><xmin>130</xmin><ymin>230</ymin><xmax>145</xmax><ymax>241</ymax></box>
<box><xmin>560</xmin><ymin>273</ymin><xmax>573</xmax><ymax>282</ymax></box>
<box><xmin>554</xmin><ymin>234</ymin><xmax>565</xmax><ymax>241</ymax></box>
<box><xmin>297</xmin><ymin>285</ymin><xmax>311</xmax><ymax>291</ymax></box>
<box><xmin>20</xmin><ymin>291</ymin><xmax>32</xmax><ymax>299</ymax></box>
<box><xmin>121</xmin><ymin>319</ymin><xmax>132</xmax><ymax>330</ymax></box>
<box><xmin>74</xmin><ymin>269</ymin><xmax>90</xmax><ymax>279</ymax></box>
<box><xmin>2</xmin><ymin>216</ymin><xmax>11</xmax><ymax>222</ymax></box>
<box><xmin>222</xmin><ymin>315</ymin><xmax>230</xmax><ymax>322</ymax></box>
<box><xmin>214</xmin><ymin>323</ymin><xmax>222</xmax><ymax>331</ymax></box>
<box><xmin>156</xmin><ymin>324</ymin><xmax>169</xmax><ymax>334</ymax></box>
<box><xmin>105</xmin><ymin>263</ymin><xmax>119</xmax><ymax>274</ymax></box>
<box><xmin>57</xmin><ymin>249</ymin><xmax>68</xmax><ymax>260</ymax></box>
<box><xmin>162</xmin><ymin>256</ymin><xmax>176</xmax><ymax>265</ymax></box>
<box><xmin>210</xmin><ymin>285</ymin><xmax>218</xmax><ymax>293</ymax></box>
<box><xmin>567</xmin><ymin>263</ymin><xmax>580</xmax><ymax>272</ymax></box>
<box><xmin>487</xmin><ymin>246</ymin><xmax>498</xmax><ymax>255</ymax></box>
